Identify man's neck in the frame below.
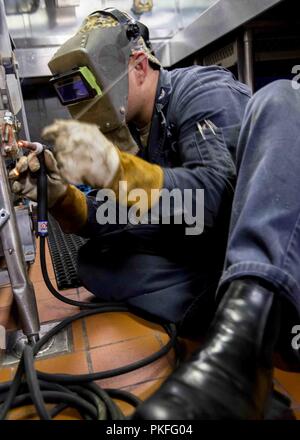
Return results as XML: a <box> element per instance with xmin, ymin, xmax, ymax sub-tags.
<box><xmin>134</xmin><ymin>70</ymin><xmax>160</xmax><ymax>128</ymax></box>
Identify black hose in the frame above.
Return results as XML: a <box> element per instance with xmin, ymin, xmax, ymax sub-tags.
<box><xmin>40</xmin><ymin>236</ymin><xmax>123</xmax><ymax>308</ymax></box>
<box><xmin>37</xmin><ymin>151</ymin><xmax>48</xmax><ymax>234</ymax></box>
<box><xmin>0</xmin><ymin>173</ymin><xmax>179</xmax><ymax>420</ymax></box>
<box><xmin>0</xmin><ymin>287</ymin><xmax>177</xmax><ymax>420</ymax></box>
<box><xmin>23</xmin><ymin>344</ymin><xmax>50</xmax><ymax>420</ymax></box>
<box><xmin>69</xmin><ymin>385</ymin><xmax>108</xmax><ymax>420</ymax></box>
<box><xmin>49</xmin><ymin>403</ymin><xmax>69</xmax><ymax>418</ymax></box>
<box><xmin>105</xmin><ymin>388</ymin><xmax>143</xmax><ymax>408</ymax></box>
<box><xmin>33</xmin><ymin>310</ymin><xmax>176</xmax><ymax>383</ymax></box>
<box><xmin>0</xmin><ymin>316</ymin><xmax>175</xmax><ymax>419</ymax></box>
<box><xmin>0</xmin><ymin>358</ymin><xmax>24</xmax><ymax>419</ymax></box>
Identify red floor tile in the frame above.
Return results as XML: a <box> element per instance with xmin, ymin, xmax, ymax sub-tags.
<box><xmin>0</xmin><ymin>365</ymin><xmax>13</xmax><ymax>382</ymax></box>
<box><xmin>7</xmin><ymin>405</ymin><xmax>41</xmax><ymax>420</ymax></box>
<box><xmin>274</xmin><ymin>369</ymin><xmax>300</xmax><ymax>404</ymax></box>
<box><xmin>35</xmin><ymin>351</ymin><xmax>90</xmax><ymax>375</ymax></box>
<box><xmin>85</xmin><ymin>312</ymin><xmax>169</xmax><ymax>349</ymax></box>
<box><xmin>32</xmin><ymin>280</ymin><xmax>77</xmax><ymax>302</ymax></box>
<box><xmin>72</xmin><ymin>319</ymin><xmax>87</xmax><ymax>352</ymax></box>
<box><xmin>0</xmin><ymin>306</ymin><xmax>18</xmax><ymax>331</ymax></box>
<box><xmin>0</xmin><ymin>286</ymin><xmax>13</xmax><ymax>308</ymax></box>
<box><xmin>78</xmin><ymin>287</ymin><xmax>95</xmax><ymax>302</ymax></box>
<box><xmin>37</xmin><ymin>294</ymin><xmax>80</xmax><ymax>324</ymax></box>
<box><xmin>117</xmin><ymin>377</ymin><xmax>168</xmax><ymax>417</ymax></box>
<box><xmin>91</xmin><ymin>334</ymin><xmax>175</xmax><ymax>390</ymax></box>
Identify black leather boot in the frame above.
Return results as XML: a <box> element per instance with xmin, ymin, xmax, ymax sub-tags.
<box><xmin>133</xmin><ymin>279</ymin><xmax>281</xmax><ymax>420</ymax></box>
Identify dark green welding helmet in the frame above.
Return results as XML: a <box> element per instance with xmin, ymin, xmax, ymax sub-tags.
<box><xmin>48</xmin><ymin>8</ymin><xmax>160</xmax><ymax>154</ymax></box>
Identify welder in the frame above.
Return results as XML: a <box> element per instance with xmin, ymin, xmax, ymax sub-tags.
<box><xmin>11</xmin><ymin>8</ymin><xmax>248</xmax><ymax>332</ymax></box>
<box><xmin>10</xmin><ymin>9</ymin><xmax>300</xmax><ymax>419</ymax></box>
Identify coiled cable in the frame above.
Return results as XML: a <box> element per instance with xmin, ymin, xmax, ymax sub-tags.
<box><xmin>0</xmin><ymin>239</ymin><xmax>178</xmax><ymax>420</ymax></box>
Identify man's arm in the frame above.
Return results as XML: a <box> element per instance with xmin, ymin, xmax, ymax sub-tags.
<box><xmin>42</xmin><ymin>75</ymin><xmax>251</xmax><ymax>237</ymax></box>
<box><xmin>162</xmin><ymin>73</ymin><xmax>251</xmax><ymax>230</ymax></box>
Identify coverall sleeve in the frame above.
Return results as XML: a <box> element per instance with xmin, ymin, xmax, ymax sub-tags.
<box><xmin>77</xmin><ymin>73</ymin><xmax>251</xmax><ymax>239</ymax></box>
<box><xmin>163</xmin><ymin>73</ymin><xmax>251</xmax><ymax>229</ymax></box>
<box><xmin>77</xmin><ymin>195</ymin><xmax>128</xmax><ymax>239</ymax></box>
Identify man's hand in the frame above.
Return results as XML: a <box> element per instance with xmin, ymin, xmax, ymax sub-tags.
<box><xmin>42</xmin><ymin>119</ymin><xmax>120</xmax><ymax>188</ymax></box>
<box><xmin>42</xmin><ymin>118</ymin><xmax>163</xmax><ymax>214</ymax></box>
<box><xmin>10</xmin><ymin>147</ymin><xmax>68</xmax><ymax>208</ymax></box>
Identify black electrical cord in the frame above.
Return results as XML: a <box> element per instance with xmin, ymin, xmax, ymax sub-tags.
<box><xmin>0</xmin><ymin>308</ymin><xmax>177</xmax><ymax>419</ymax></box>
<box><xmin>40</xmin><ymin>235</ymin><xmax>116</xmax><ymax>308</ymax></box>
<box><xmin>0</xmin><ymin>240</ymin><xmax>178</xmax><ymax>420</ymax></box>
<box><xmin>23</xmin><ymin>344</ymin><xmax>51</xmax><ymax>420</ymax></box>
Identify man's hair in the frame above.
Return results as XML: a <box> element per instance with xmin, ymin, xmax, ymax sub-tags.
<box><xmin>137</xmin><ymin>21</ymin><xmax>160</xmax><ymax>70</ymax></box>
<box><xmin>148</xmin><ymin>59</ymin><xmax>160</xmax><ymax>71</ymax></box>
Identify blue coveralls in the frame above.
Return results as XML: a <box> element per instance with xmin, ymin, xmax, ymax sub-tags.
<box><xmin>77</xmin><ymin>65</ymin><xmax>251</xmax><ymax>333</ymax></box>
<box><xmin>218</xmin><ymin>80</ymin><xmax>300</xmax><ymax>365</ymax></box>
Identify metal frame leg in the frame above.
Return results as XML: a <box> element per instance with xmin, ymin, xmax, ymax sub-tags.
<box><xmin>0</xmin><ymin>153</ymin><xmax>40</xmax><ymax>343</ymax></box>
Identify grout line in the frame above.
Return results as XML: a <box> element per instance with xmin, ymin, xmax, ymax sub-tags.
<box><xmin>74</xmin><ymin>288</ymin><xmax>93</xmax><ymax>368</ymax></box>
<box><xmin>154</xmin><ymin>332</ymin><xmax>175</xmax><ymax>369</ymax></box>
<box><xmin>81</xmin><ymin>318</ymin><xmax>94</xmax><ymax>374</ymax></box>
<box><xmin>87</xmin><ymin>334</ymin><xmax>153</xmax><ymax>351</ymax></box>
<box><xmin>119</xmin><ymin>375</ymin><xmax>170</xmax><ymax>392</ymax></box>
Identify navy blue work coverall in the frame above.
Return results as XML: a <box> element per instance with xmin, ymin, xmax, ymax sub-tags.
<box><xmin>218</xmin><ymin>80</ymin><xmax>300</xmax><ymax>366</ymax></box>
<box><xmin>77</xmin><ymin>65</ymin><xmax>251</xmax><ymax>333</ymax></box>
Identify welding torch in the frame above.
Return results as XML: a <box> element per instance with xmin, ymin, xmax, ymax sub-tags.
<box><xmin>16</xmin><ymin>140</ymin><xmax>48</xmax><ymax>238</ymax></box>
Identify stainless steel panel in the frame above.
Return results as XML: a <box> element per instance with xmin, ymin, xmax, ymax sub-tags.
<box><xmin>15</xmin><ymin>47</ymin><xmax>60</xmax><ymax>77</ymax></box>
<box><xmin>6</xmin><ymin>1</ymin><xmax>216</xmax><ymax>69</ymax></box>
<box><xmin>0</xmin><ymin>206</ymin><xmax>36</xmax><ymax>263</ymax></box>
<box><xmin>0</xmin><ymin>152</ymin><xmax>40</xmax><ymax>338</ymax></box>
<box><xmin>0</xmin><ymin>0</ymin><xmax>13</xmax><ymax>58</ymax></box>
<box><xmin>165</xmin><ymin>0</ymin><xmax>285</xmax><ymax>66</ymax></box>
<box><xmin>55</xmin><ymin>0</ymin><xmax>80</xmax><ymax>7</ymax></box>
<box><xmin>0</xmin><ymin>4</ymin><xmax>40</xmax><ymax>339</ymax></box>
<box><xmin>0</xmin><ymin>269</ymin><xmax>10</xmax><ymax>286</ymax></box>
<box><xmin>6</xmin><ymin>1</ymin><xmax>216</xmax><ymax>40</ymax></box>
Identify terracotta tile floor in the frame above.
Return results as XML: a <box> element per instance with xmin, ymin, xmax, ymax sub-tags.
<box><xmin>0</xmin><ymin>239</ymin><xmax>300</xmax><ymax>420</ymax></box>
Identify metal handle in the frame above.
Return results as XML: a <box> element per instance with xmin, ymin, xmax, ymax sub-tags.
<box><xmin>37</xmin><ymin>151</ymin><xmax>48</xmax><ymax>237</ymax></box>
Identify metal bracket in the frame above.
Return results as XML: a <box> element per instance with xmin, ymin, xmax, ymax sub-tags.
<box><xmin>0</xmin><ymin>208</ymin><xmax>10</xmax><ymax>228</ymax></box>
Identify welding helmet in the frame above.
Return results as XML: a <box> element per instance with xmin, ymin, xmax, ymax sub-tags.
<box><xmin>48</xmin><ymin>8</ymin><xmax>161</xmax><ymax>154</ymax></box>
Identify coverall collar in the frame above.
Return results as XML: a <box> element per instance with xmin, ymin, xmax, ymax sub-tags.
<box><xmin>155</xmin><ymin>68</ymin><xmax>172</xmax><ymax>112</ymax></box>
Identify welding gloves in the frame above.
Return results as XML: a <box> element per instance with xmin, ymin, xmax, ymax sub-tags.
<box><xmin>42</xmin><ymin>119</ymin><xmax>121</xmax><ymax>189</ymax></box>
<box><xmin>42</xmin><ymin>119</ymin><xmax>163</xmax><ymax>199</ymax></box>
<box><xmin>11</xmin><ymin>119</ymin><xmax>163</xmax><ymax>233</ymax></box>
<box><xmin>10</xmin><ymin>149</ymin><xmax>68</xmax><ymax>208</ymax></box>
<box><xmin>10</xmin><ymin>147</ymin><xmax>88</xmax><ymax>233</ymax></box>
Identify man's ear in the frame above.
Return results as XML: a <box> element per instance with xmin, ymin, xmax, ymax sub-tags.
<box><xmin>130</xmin><ymin>51</ymin><xmax>148</xmax><ymax>84</ymax></box>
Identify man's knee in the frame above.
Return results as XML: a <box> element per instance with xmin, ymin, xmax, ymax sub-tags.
<box><xmin>251</xmin><ymin>79</ymin><xmax>300</xmax><ymax>112</ymax></box>
<box><xmin>243</xmin><ymin>80</ymin><xmax>300</xmax><ymax>129</ymax></box>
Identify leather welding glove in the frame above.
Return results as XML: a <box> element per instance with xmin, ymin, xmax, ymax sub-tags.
<box><xmin>10</xmin><ymin>148</ymin><xmax>68</xmax><ymax>207</ymax></box>
<box><xmin>10</xmin><ymin>147</ymin><xmax>88</xmax><ymax>233</ymax></box>
<box><xmin>42</xmin><ymin>119</ymin><xmax>164</xmax><ymax>211</ymax></box>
